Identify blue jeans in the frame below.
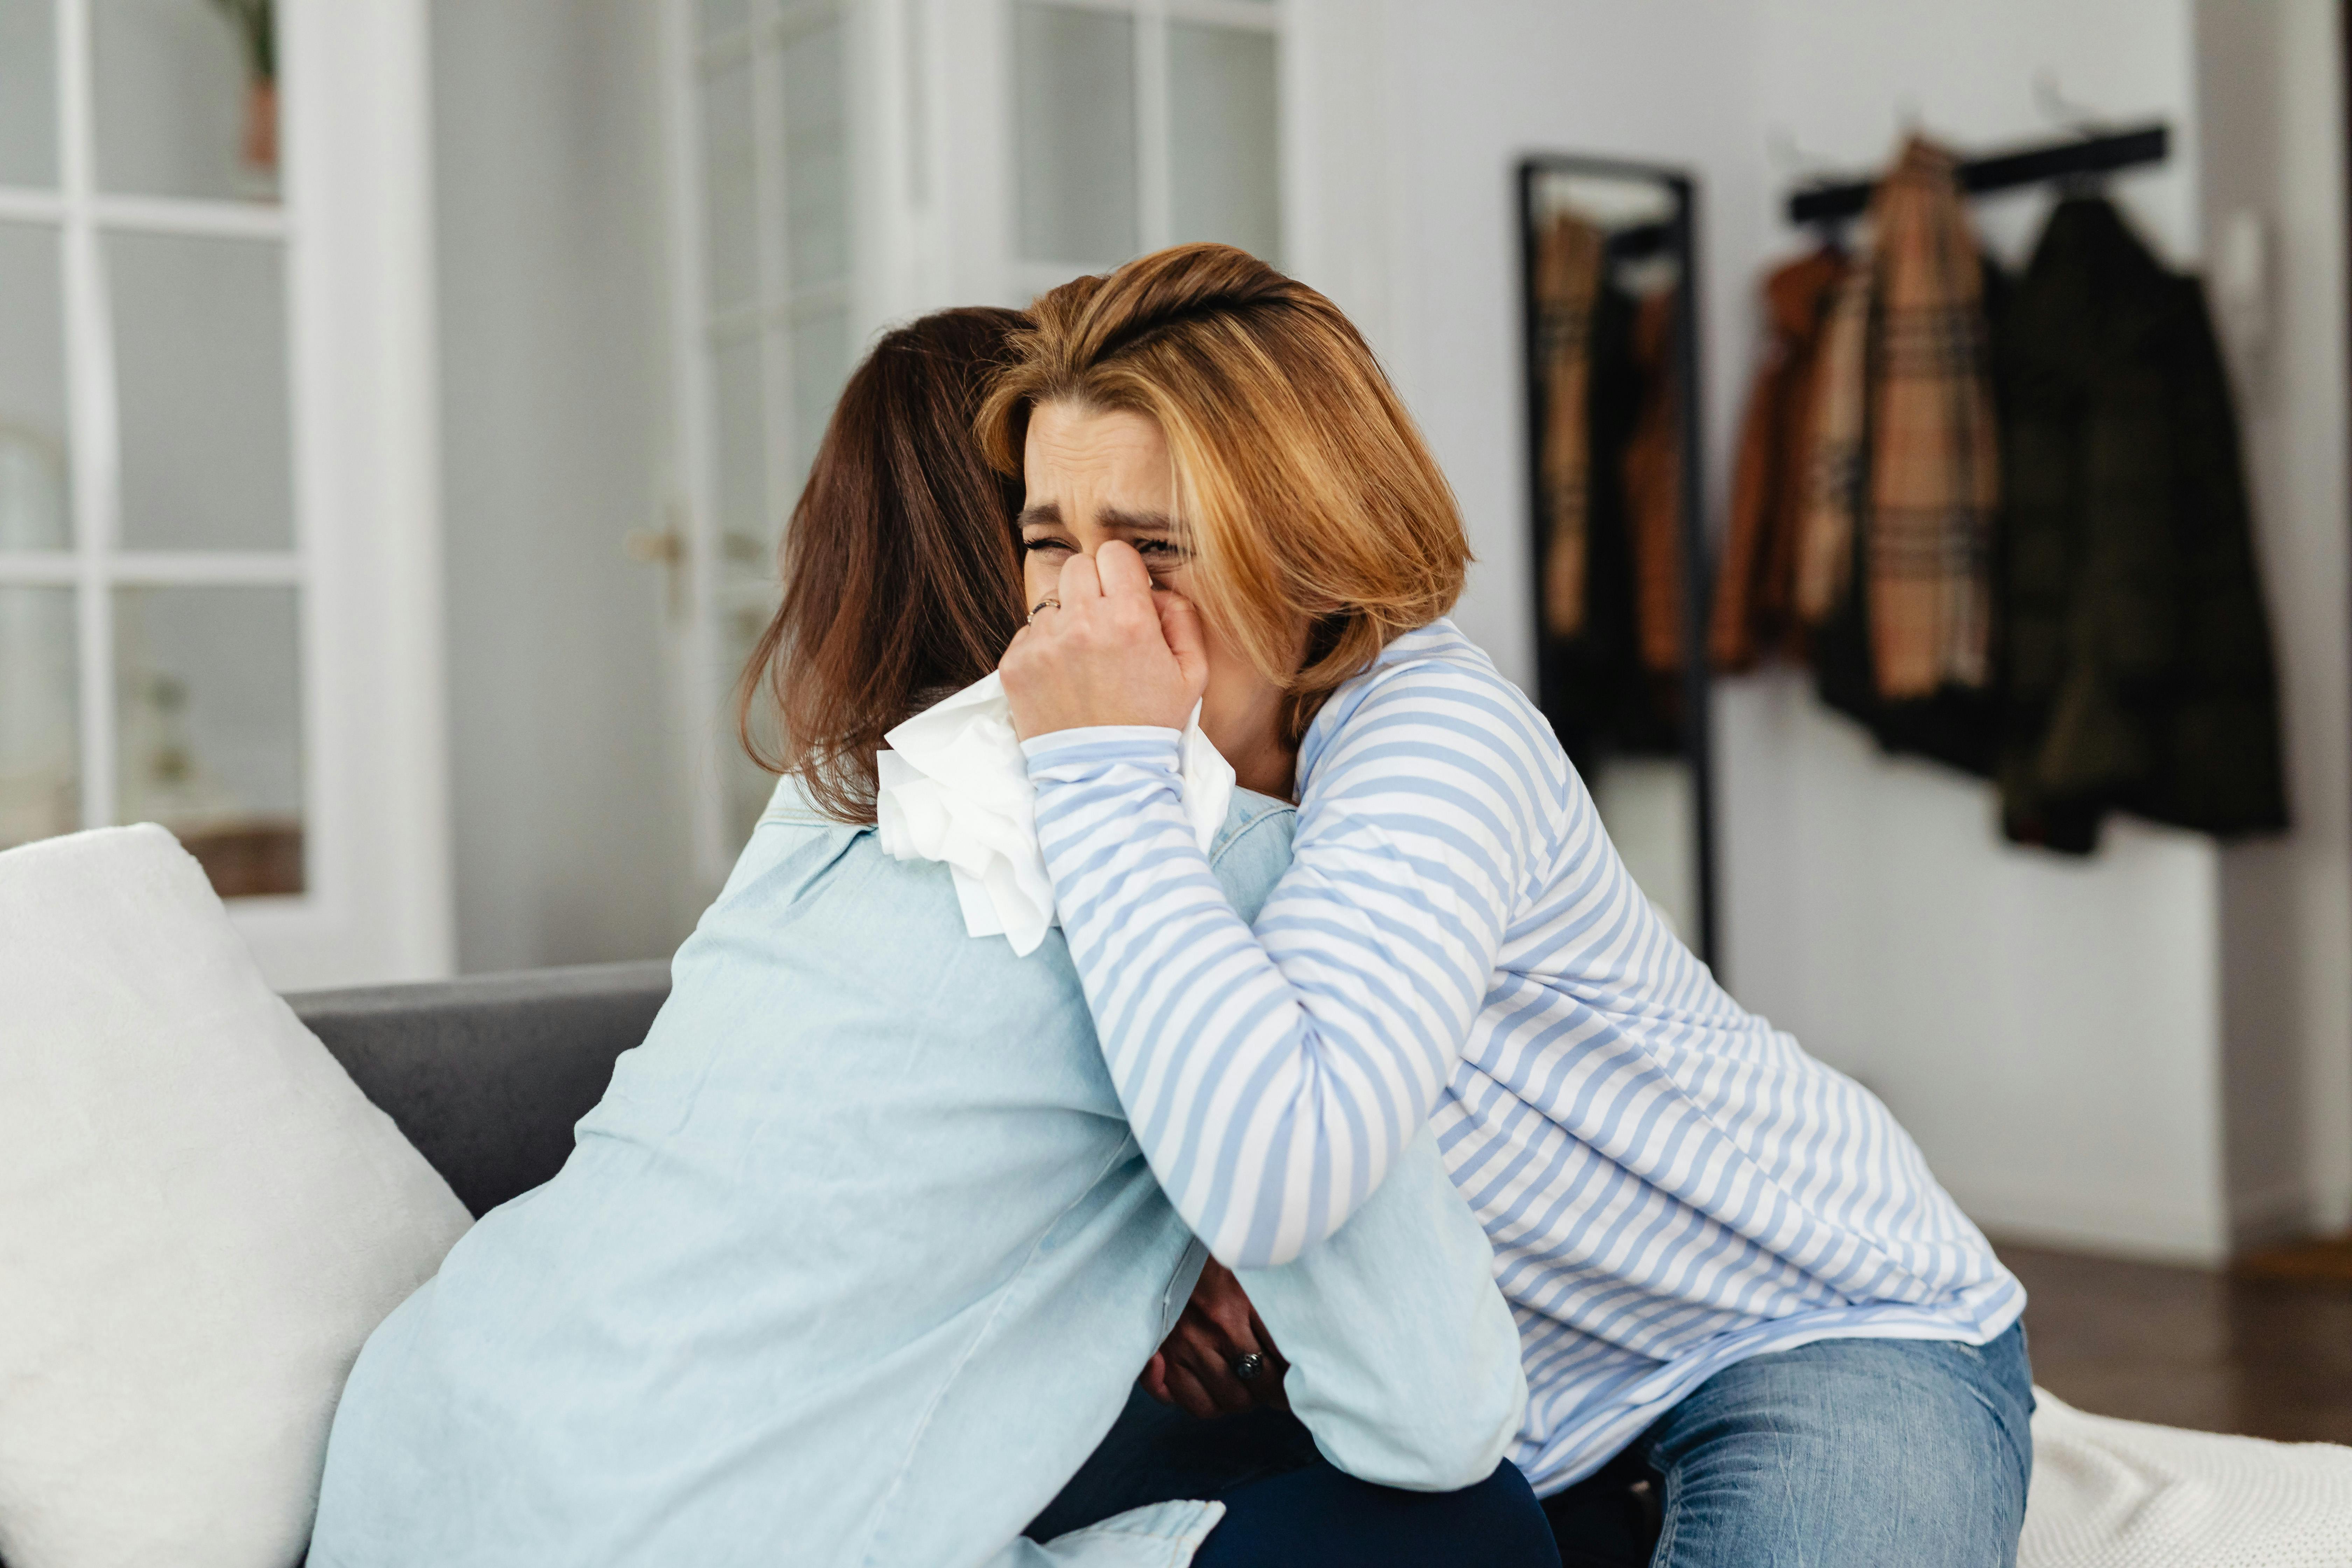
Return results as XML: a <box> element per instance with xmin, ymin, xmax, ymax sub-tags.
<box><xmin>1036</xmin><ymin>1324</ymin><xmax>2031</xmax><ymax>1568</ymax></box>
<box><xmin>1547</xmin><ymin>1324</ymin><xmax>2035</xmax><ymax>1568</ymax></box>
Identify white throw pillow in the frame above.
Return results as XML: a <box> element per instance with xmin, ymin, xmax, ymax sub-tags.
<box><xmin>0</xmin><ymin>825</ymin><xmax>473</xmax><ymax>1568</ymax></box>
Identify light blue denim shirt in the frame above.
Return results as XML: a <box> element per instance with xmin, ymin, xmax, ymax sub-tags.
<box><xmin>310</xmin><ymin>783</ymin><xmax>1523</xmax><ymax>1568</ymax></box>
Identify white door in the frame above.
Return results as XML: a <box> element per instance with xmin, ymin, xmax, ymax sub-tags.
<box><xmin>659</xmin><ymin>0</ymin><xmax>862</xmax><ymax>890</ymax></box>
<box><xmin>0</xmin><ymin>0</ymin><xmax>449</xmax><ymax>989</ymax></box>
<box><xmin>656</xmin><ymin>0</ymin><xmax>1287</xmax><ymax>888</ymax></box>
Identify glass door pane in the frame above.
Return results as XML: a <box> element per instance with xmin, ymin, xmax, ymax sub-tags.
<box><xmin>108</xmin><ymin>230</ymin><xmax>293</xmax><ymax>550</ymax></box>
<box><xmin>702</xmin><ymin>58</ymin><xmax>760</xmax><ymax>315</ymax></box>
<box><xmin>1013</xmin><ymin>2</ymin><xmax>1138</xmax><ymax>264</ymax></box>
<box><xmin>0</xmin><ymin>220</ymin><xmax>70</xmax><ymax>550</ymax></box>
<box><xmin>721</xmin><ymin>593</ymin><xmax>777</xmax><ymax>847</ymax></box>
<box><xmin>92</xmin><ymin>0</ymin><xmax>279</xmax><ymax>203</ymax></box>
<box><xmin>0</xmin><ymin>0</ymin><xmax>58</xmax><ymax>188</ymax></box>
<box><xmin>700</xmin><ymin>0</ymin><xmax>749</xmax><ymax>42</ymax></box>
<box><xmin>781</xmin><ymin>19</ymin><xmax>847</xmax><ymax>288</ymax></box>
<box><xmin>712</xmin><ymin>331</ymin><xmax>769</xmax><ymax>556</ymax></box>
<box><xmin>788</xmin><ymin>309</ymin><xmax>847</xmax><ymax>494</ymax></box>
<box><xmin>1168</xmin><ymin>22</ymin><xmax>1280</xmax><ymax>265</ymax></box>
<box><xmin>114</xmin><ymin>583</ymin><xmax>302</xmax><ymax>896</ymax></box>
<box><xmin>0</xmin><ymin>586</ymin><xmax>77</xmax><ymax>849</ymax></box>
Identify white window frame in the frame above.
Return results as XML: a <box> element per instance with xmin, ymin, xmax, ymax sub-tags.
<box><xmin>0</xmin><ymin>0</ymin><xmax>452</xmax><ymax>988</ymax></box>
<box><xmin>996</xmin><ymin>0</ymin><xmax>1287</xmax><ymax>302</ymax></box>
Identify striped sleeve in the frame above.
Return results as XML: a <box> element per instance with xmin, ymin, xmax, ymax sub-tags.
<box><xmin>1023</xmin><ymin>662</ymin><xmax>1553</xmax><ymax>1268</ymax></box>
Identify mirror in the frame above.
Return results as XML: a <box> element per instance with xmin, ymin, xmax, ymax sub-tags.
<box><xmin>1518</xmin><ymin>155</ymin><xmax>1714</xmax><ymax>959</ymax></box>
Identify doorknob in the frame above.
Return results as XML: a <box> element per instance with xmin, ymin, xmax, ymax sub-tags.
<box><xmin>626</xmin><ymin>505</ymin><xmax>690</xmax><ymax>620</ymax></box>
<box><xmin>624</xmin><ymin>525</ymin><xmax>685</xmax><ymax>565</ymax></box>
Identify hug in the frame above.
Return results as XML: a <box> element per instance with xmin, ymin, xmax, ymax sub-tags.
<box><xmin>306</xmin><ymin>245</ymin><xmax>2030</xmax><ymax>1568</ymax></box>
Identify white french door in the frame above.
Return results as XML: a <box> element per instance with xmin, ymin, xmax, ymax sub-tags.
<box><xmin>0</xmin><ymin>0</ymin><xmax>450</xmax><ymax>988</ymax></box>
<box><xmin>660</xmin><ymin>0</ymin><xmax>861</xmax><ymax>887</ymax></box>
<box><xmin>659</xmin><ymin>0</ymin><xmax>1287</xmax><ymax>888</ymax></box>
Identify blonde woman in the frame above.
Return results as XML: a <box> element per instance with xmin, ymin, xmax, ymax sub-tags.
<box><xmin>993</xmin><ymin>245</ymin><xmax>2033</xmax><ymax>1568</ymax></box>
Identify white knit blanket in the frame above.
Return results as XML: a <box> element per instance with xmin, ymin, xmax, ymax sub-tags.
<box><xmin>2024</xmin><ymin>1389</ymin><xmax>2352</xmax><ymax>1567</ymax></box>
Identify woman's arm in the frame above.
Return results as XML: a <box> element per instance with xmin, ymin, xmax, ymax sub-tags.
<box><xmin>1237</xmin><ymin>1127</ymin><xmax>1528</xmax><ymax>1491</ymax></box>
<box><xmin>1024</xmin><ymin>657</ymin><xmax>1559</xmax><ymax>1268</ymax></box>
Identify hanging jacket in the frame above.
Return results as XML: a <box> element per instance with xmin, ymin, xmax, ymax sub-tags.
<box><xmin>1792</xmin><ymin>138</ymin><xmax>2001</xmax><ymax>700</ymax></box>
<box><xmin>1535</xmin><ymin>272</ymin><xmax>1681</xmax><ymax>772</ymax></box>
<box><xmin>1534</xmin><ymin>212</ymin><xmax>1607</xmax><ymax>639</ymax></box>
<box><xmin>1993</xmin><ymin>195</ymin><xmax>2288</xmax><ymax>851</ymax></box>
<box><xmin>1624</xmin><ymin>285</ymin><xmax>1687</xmax><ymax>679</ymax></box>
<box><xmin>1712</xmin><ymin>246</ymin><xmax>1847</xmax><ymax>672</ymax></box>
<box><xmin>1864</xmin><ymin>138</ymin><xmax>2001</xmax><ymax>698</ymax></box>
<box><xmin>1780</xmin><ymin>139</ymin><xmax>2004</xmax><ymax>777</ymax></box>
<box><xmin>1805</xmin><ymin>259</ymin><xmax>2007</xmax><ymax>779</ymax></box>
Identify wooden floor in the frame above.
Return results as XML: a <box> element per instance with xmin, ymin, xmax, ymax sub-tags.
<box><xmin>2000</xmin><ymin>1242</ymin><xmax>2352</xmax><ymax>1444</ymax></box>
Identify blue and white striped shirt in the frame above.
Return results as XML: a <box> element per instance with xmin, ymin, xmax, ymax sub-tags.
<box><xmin>1022</xmin><ymin>618</ymin><xmax>2023</xmax><ymax>1491</ymax></box>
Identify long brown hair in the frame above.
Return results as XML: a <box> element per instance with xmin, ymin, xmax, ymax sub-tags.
<box><xmin>978</xmin><ymin>244</ymin><xmax>1469</xmax><ymax>743</ymax></box>
<box><xmin>737</xmin><ymin>307</ymin><xmax>1028</xmax><ymax>822</ymax></box>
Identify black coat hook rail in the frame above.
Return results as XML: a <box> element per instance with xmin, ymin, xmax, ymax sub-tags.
<box><xmin>1786</xmin><ymin>123</ymin><xmax>2169</xmax><ymax>225</ymax></box>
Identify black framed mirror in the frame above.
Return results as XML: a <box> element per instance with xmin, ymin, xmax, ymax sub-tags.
<box><xmin>1518</xmin><ymin>154</ymin><xmax>1715</xmax><ymax>962</ymax></box>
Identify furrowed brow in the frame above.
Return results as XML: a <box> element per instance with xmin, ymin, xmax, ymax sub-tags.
<box><xmin>1100</xmin><ymin>506</ymin><xmax>1179</xmax><ymax>534</ymax></box>
<box><xmin>1016</xmin><ymin>502</ymin><xmax>1063</xmax><ymax>530</ymax></box>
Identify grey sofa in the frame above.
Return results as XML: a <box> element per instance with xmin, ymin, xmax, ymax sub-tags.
<box><xmin>287</xmin><ymin>960</ymin><xmax>672</xmax><ymax>1217</ymax></box>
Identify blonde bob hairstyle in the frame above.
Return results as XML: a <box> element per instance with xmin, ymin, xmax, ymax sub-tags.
<box><xmin>978</xmin><ymin>243</ymin><xmax>1470</xmax><ymax>743</ymax></box>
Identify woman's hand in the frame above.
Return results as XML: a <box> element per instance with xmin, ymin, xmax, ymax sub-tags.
<box><xmin>1001</xmin><ymin>541</ymin><xmax>1209</xmax><ymax>741</ymax></box>
<box><xmin>1140</xmin><ymin>1259</ymin><xmax>1290</xmax><ymax>1419</ymax></box>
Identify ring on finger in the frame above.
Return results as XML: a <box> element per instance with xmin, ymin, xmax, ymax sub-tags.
<box><xmin>1028</xmin><ymin>596</ymin><xmax>1061</xmax><ymax>624</ymax></box>
<box><xmin>1231</xmin><ymin>1352</ymin><xmax>1265</xmax><ymax>1384</ymax></box>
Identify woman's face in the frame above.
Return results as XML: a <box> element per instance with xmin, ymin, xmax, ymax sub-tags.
<box><xmin>1017</xmin><ymin>400</ymin><xmax>1297</xmax><ymax>793</ymax></box>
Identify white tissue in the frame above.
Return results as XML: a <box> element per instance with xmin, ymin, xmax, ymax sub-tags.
<box><xmin>875</xmin><ymin>671</ymin><xmax>1235</xmax><ymax>955</ymax></box>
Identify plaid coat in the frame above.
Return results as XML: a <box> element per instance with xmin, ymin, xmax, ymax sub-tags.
<box><xmin>1712</xmin><ymin>247</ymin><xmax>1847</xmax><ymax>672</ymax></box>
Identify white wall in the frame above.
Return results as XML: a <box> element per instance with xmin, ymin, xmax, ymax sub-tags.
<box><xmin>1728</xmin><ymin>0</ymin><xmax>2234</xmax><ymax>1261</ymax></box>
<box><xmin>2198</xmin><ymin>0</ymin><xmax>2352</xmax><ymax>1246</ymax></box>
<box><xmin>1289</xmin><ymin>0</ymin><xmax>1765</xmax><ymax>682</ymax></box>
<box><xmin>1303</xmin><ymin>0</ymin><xmax>2350</xmax><ymax>1261</ymax></box>
<box><xmin>431</xmin><ymin>0</ymin><xmax>698</xmax><ymax>973</ymax></box>
<box><xmin>406</xmin><ymin>1</ymin><xmax>2348</xmax><ymax>1253</ymax></box>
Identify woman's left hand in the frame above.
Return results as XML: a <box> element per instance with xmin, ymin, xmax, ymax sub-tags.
<box><xmin>1001</xmin><ymin>541</ymin><xmax>1208</xmax><ymax>740</ymax></box>
<box><xmin>1141</xmin><ymin>1259</ymin><xmax>1290</xmax><ymax>1418</ymax></box>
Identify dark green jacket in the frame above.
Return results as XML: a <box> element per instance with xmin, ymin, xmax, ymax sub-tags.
<box><xmin>1994</xmin><ymin>196</ymin><xmax>2286</xmax><ymax>852</ymax></box>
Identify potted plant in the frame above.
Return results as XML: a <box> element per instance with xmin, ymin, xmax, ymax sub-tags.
<box><xmin>209</xmin><ymin>0</ymin><xmax>275</xmax><ymax>174</ymax></box>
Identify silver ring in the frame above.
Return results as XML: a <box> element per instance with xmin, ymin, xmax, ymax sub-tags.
<box><xmin>1231</xmin><ymin>1352</ymin><xmax>1265</xmax><ymax>1384</ymax></box>
<box><xmin>1028</xmin><ymin>596</ymin><xmax>1060</xmax><ymax>624</ymax></box>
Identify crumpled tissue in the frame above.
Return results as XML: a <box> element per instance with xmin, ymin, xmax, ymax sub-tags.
<box><xmin>875</xmin><ymin>671</ymin><xmax>1234</xmax><ymax>955</ymax></box>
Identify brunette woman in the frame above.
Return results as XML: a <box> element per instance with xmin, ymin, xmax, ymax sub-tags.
<box><xmin>307</xmin><ymin>308</ymin><xmax>1556</xmax><ymax>1568</ymax></box>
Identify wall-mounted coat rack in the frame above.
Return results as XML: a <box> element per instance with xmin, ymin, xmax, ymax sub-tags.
<box><xmin>1786</xmin><ymin>122</ymin><xmax>2169</xmax><ymax>224</ymax></box>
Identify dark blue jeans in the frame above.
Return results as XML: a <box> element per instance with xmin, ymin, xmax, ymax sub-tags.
<box><xmin>1033</xmin><ymin>1324</ymin><xmax>2031</xmax><ymax>1568</ymax></box>
<box><xmin>1029</xmin><ymin>1391</ymin><xmax>1559</xmax><ymax>1567</ymax></box>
